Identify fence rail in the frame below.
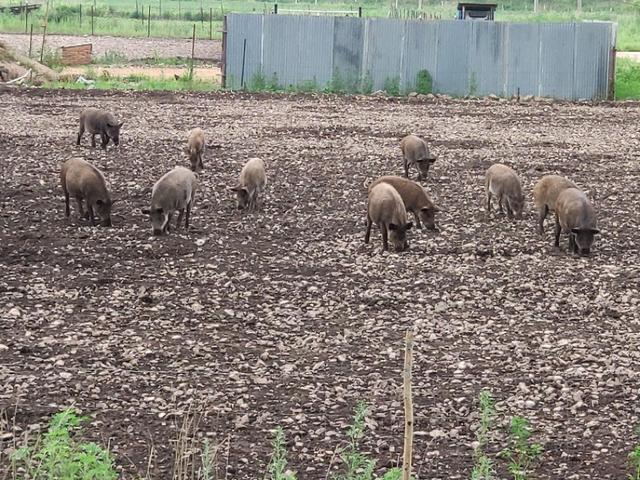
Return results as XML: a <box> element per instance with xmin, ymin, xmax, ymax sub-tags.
<box><xmin>224</xmin><ymin>14</ymin><xmax>617</xmax><ymax>100</ymax></box>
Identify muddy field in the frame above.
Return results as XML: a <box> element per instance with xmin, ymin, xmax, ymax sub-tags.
<box><xmin>0</xmin><ymin>88</ymin><xmax>639</xmax><ymax>479</ymax></box>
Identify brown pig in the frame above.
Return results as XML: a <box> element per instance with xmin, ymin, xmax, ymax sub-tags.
<box><xmin>60</xmin><ymin>157</ymin><xmax>113</xmax><ymax>227</ymax></box>
<box><xmin>368</xmin><ymin>175</ymin><xmax>439</xmax><ymax>230</ymax></box>
<box><xmin>228</xmin><ymin>157</ymin><xmax>266</xmax><ymax>211</ymax></box>
<box><xmin>186</xmin><ymin>128</ymin><xmax>205</xmax><ymax>172</ymax></box>
<box><xmin>485</xmin><ymin>164</ymin><xmax>525</xmax><ymax>219</ymax></box>
<box><xmin>400</xmin><ymin>134</ymin><xmax>436</xmax><ymax>181</ymax></box>
<box><xmin>554</xmin><ymin>188</ymin><xmax>599</xmax><ymax>256</ymax></box>
<box><xmin>532</xmin><ymin>174</ymin><xmax>577</xmax><ymax>234</ymax></box>
<box><xmin>76</xmin><ymin>108</ymin><xmax>124</xmax><ymax>149</ymax></box>
<box><xmin>365</xmin><ymin>183</ymin><xmax>413</xmax><ymax>252</ymax></box>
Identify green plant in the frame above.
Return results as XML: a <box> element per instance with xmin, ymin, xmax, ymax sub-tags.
<box><xmin>383</xmin><ymin>76</ymin><xmax>400</xmax><ymax>96</ymax></box>
<box><xmin>10</xmin><ymin>408</ymin><xmax>117</xmax><ymax>480</ymax></box>
<box><xmin>469</xmin><ymin>71</ymin><xmax>478</xmax><ymax>96</ymax></box>
<box><xmin>199</xmin><ymin>439</ymin><xmax>217</xmax><ymax>480</ymax></box>
<box><xmin>327</xmin><ymin>68</ymin><xmax>346</xmax><ymax>94</ymax></box>
<box><xmin>265</xmin><ymin>427</ymin><xmax>296</xmax><ymax>480</ymax></box>
<box><xmin>40</xmin><ymin>48</ymin><xmax>63</xmax><ymax>70</ymax></box>
<box><xmin>360</xmin><ymin>72</ymin><xmax>373</xmax><ymax>95</ymax></box>
<box><xmin>616</xmin><ymin>58</ymin><xmax>640</xmax><ymax>100</ymax></box>
<box><xmin>498</xmin><ymin>416</ymin><xmax>543</xmax><ymax>480</ymax></box>
<box><xmin>267</xmin><ymin>72</ymin><xmax>280</xmax><ymax>91</ymax></box>
<box><xmin>248</xmin><ymin>71</ymin><xmax>266</xmax><ymax>91</ymax></box>
<box><xmin>471</xmin><ymin>390</ymin><xmax>495</xmax><ymax>480</ymax></box>
<box><xmin>93</xmin><ymin>50</ymin><xmax>128</xmax><ymax>65</ymax></box>
<box><xmin>629</xmin><ymin>424</ymin><xmax>640</xmax><ymax>480</ymax></box>
<box><xmin>415</xmin><ymin>69</ymin><xmax>432</xmax><ymax>94</ymax></box>
<box><xmin>332</xmin><ymin>401</ymin><xmax>376</xmax><ymax>480</ymax></box>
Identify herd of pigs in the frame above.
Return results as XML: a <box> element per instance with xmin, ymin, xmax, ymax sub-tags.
<box><xmin>63</xmin><ymin>107</ymin><xmax>600</xmax><ymax>255</ymax></box>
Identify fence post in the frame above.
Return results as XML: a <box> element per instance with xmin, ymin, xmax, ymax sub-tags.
<box><xmin>209</xmin><ymin>7</ymin><xmax>212</xmax><ymax>40</ymax></box>
<box><xmin>240</xmin><ymin>38</ymin><xmax>247</xmax><ymax>89</ymax></box>
<box><xmin>24</xmin><ymin>5</ymin><xmax>28</xmax><ymax>33</ymax></box>
<box><xmin>147</xmin><ymin>5</ymin><xmax>151</xmax><ymax>37</ymax></box>
<box><xmin>91</xmin><ymin>5</ymin><xmax>94</xmax><ymax>35</ymax></box>
<box><xmin>274</xmin><ymin>3</ymin><xmax>277</xmax><ymax>14</ymax></box>
<box><xmin>159</xmin><ymin>0</ymin><xmax>161</xmax><ymax>17</ymax></box>
<box><xmin>79</xmin><ymin>4</ymin><xmax>82</xmax><ymax>28</ymax></box>
<box><xmin>358</xmin><ymin>6</ymin><xmax>362</xmax><ymax>17</ymax></box>
<box><xmin>28</xmin><ymin>23</ymin><xmax>34</xmax><ymax>58</ymax></box>
<box><xmin>178</xmin><ymin>0</ymin><xmax>181</xmax><ymax>19</ymax></box>
<box><xmin>40</xmin><ymin>1</ymin><xmax>49</xmax><ymax>64</ymax></box>
<box><xmin>141</xmin><ymin>3</ymin><xmax>144</xmax><ymax>24</ymax></box>
<box><xmin>190</xmin><ymin>23</ymin><xmax>196</xmax><ymax>80</ymax></box>
<box><xmin>200</xmin><ymin>6</ymin><xmax>204</xmax><ymax>27</ymax></box>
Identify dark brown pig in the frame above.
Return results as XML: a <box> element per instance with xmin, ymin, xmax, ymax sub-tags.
<box><xmin>77</xmin><ymin>108</ymin><xmax>124</xmax><ymax>149</ymax></box>
<box><xmin>60</xmin><ymin>157</ymin><xmax>113</xmax><ymax>227</ymax></box>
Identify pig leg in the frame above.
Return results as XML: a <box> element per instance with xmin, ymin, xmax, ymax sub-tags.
<box><xmin>412</xmin><ymin>210</ymin><xmax>422</xmax><ymax>229</ymax></box>
<box><xmin>364</xmin><ymin>214</ymin><xmax>373</xmax><ymax>244</ymax></box>
<box><xmin>91</xmin><ymin>134</ymin><xmax>96</xmax><ymax>148</ymax></box>
<box><xmin>176</xmin><ymin>209</ymin><xmax>185</xmax><ymax>230</ymax></box>
<box><xmin>537</xmin><ymin>205</ymin><xmax>548</xmax><ymax>235</ymax></box>
<box><xmin>88</xmin><ymin>205</ymin><xmax>97</xmax><ymax>226</ymax></box>
<box><xmin>505</xmin><ymin>202</ymin><xmax>514</xmax><ymax>219</ymax></box>
<box><xmin>553</xmin><ymin>214</ymin><xmax>561</xmax><ymax>248</ymax></box>
<box><xmin>198</xmin><ymin>153</ymin><xmax>204</xmax><ymax>171</ymax></box>
<box><xmin>76</xmin><ymin>124</ymin><xmax>85</xmax><ymax>145</ymax></box>
<box><xmin>185</xmin><ymin>202</ymin><xmax>192</xmax><ymax>230</ymax></box>
<box><xmin>165</xmin><ymin>213</ymin><xmax>173</xmax><ymax>234</ymax></box>
<box><xmin>64</xmin><ymin>189</ymin><xmax>70</xmax><ymax>218</ymax></box>
<box><xmin>497</xmin><ymin>195</ymin><xmax>504</xmax><ymax>214</ymax></box>
<box><xmin>100</xmin><ymin>134</ymin><xmax>109</xmax><ymax>150</ymax></box>
<box><xmin>485</xmin><ymin>182</ymin><xmax>492</xmax><ymax>213</ymax></box>
<box><xmin>403</xmin><ymin>158</ymin><xmax>409</xmax><ymax>179</ymax></box>
<box><xmin>569</xmin><ymin>233</ymin><xmax>577</xmax><ymax>253</ymax></box>
<box><xmin>380</xmin><ymin>223</ymin><xmax>389</xmax><ymax>251</ymax></box>
<box><xmin>75</xmin><ymin>196</ymin><xmax>86</xmax><ymax>220</ymax></box>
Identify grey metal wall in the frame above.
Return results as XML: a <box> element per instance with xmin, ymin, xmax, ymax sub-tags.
<box><xmin>225</xmin><ymin>14</ymin><xmax>616</xmax><ymax>100</ymax></box>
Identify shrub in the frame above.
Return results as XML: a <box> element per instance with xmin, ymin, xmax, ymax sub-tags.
<box><xmin>416</xmin><ymin>69</ymin><xmax>432</xmax><ymax>94</ymax></box>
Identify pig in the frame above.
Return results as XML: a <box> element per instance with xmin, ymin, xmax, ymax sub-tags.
<box><xmin>186</xmin><ymin>128</ymin><xmax>205</xmax><ymax>172</ymax></box>
<box><xmin>553</xmin><ymin>188</ymin><xmax>600</xmax><ymax>256</ymax></box>
<box><xmin>76</xmin><ymin>108</ymin><xmax>124</xmax><ymax>149</ymax></box>
<box><xmin>532</xmin><ymin>174</ymin><xmax>577</xmax><ymax>235</ymax></box>
<box><xmin>485</xmin><ymin>164</ymin><xmax>525</xmax><ymax>219</ymax></box>
<box><xmin>400</xmin><ymin>134</ymin><xmax>436</xmax><ymax>181</ymax></box>
<box><xmin>228</xmin><ymin>157</ymin><xmax>266</xmax><ymax>211</ymax></box>
<box><xmin>60</xmin><ymin>157</ymin><xmax>113</xmax><ymax>227</ymax></box>
<box><xmin>368</xmin><ymin>175</ymin><xmax>439</xmax><ymax>230</ymax></box>
<box><xmin>365</xmin><ymin>182</ymin><xmax>413</xmax><ymax>252</ymax></box>
<box><xmin>141</xmin><ymin>166</ymin><xmax>198</xmax><ymax>236</ymax></box>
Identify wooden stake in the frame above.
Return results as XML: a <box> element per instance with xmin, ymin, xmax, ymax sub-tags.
<box><xmin>40</xmin><ymin>1</ymin><xmax>49</xmax><ymax>64</ymax></box>
<box><xmin>402</xmin><ymin>330</ymin><xmax>414</xmax><ymax>480</ymax></box>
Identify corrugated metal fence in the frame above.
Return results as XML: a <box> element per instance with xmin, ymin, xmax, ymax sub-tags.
<box><xmin>223</xmin><ymin>14</ymin><xmax>616</xmax><ymax>100</ymax></box>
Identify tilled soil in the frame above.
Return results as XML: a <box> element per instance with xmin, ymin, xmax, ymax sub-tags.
<box><xmin>0</xmin><ymin>88</ymin><xmax>639</xmax><ymax>479</ymax></box>
<box><xmin>0</xmin><ymin>33</ymin><xmax>222</xmax><ymax>61</ymax></box>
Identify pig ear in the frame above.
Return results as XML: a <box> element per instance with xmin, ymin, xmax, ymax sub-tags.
<box><xmin>118</xmin><ymin>122</ymin><xmax>124</xmax><ymax>128</ymax></box>
<box><xmin>141</xmin><ymin>208</ymin><xmax>151</xmax><ymax>215</ymax></box>
<box><xmin>428</xmin><ymin>157</ymin><xmax>436</xmax><ymax>164</ymax></box>
<box><xmin>405</xmin><ymin>221</ymin><xmax>413</xmax><ymax>230</ymax></box>
<box><xmin>591</xmin><ymin>228</ymin><xmax>600</xmax><ymax>234</ymax></box>
<box><xmin>388</xmin><ymin>223</ymin><xmax>398</xmax><ymax>231</ymax></box>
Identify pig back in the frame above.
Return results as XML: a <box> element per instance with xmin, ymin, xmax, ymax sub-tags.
<box><xmin>401</xmin><ymin>135</ymin><xmax>429</xmax><ymax>162</ymax></box>
<box><xmin>556</xmin><ymin>188</ymin><xmax>597</xmax><ymax>231</ymax></box>
<box><xmin>61</xmin><ymin>157</ymin><xmax>109</xmax><ymax>199</ymax></box>
<box><xmin>368</xmin><ymin>183</ymin><xmax>407</xmax><ymax>226</ymax></box>
<box><xmin>240</xmin><ymin>158</ymin><xmax>266</xmax><ymax>190</ymax></box>
<box><xmin>152</xmin><ymin>166</ymin><xmax>197</xmax><ymax>210</ymax></box>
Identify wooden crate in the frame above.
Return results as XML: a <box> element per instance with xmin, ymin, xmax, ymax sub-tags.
<box><xmin>61</xmin><ymin>43</ymin><xmax>92</xmax><ymax>66</ymax></box>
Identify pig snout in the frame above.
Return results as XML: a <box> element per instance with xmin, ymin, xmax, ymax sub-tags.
<box><xmin>579</xmin><ymin>248</ymin><xmax>591</xmax><ymax>257</ymax></box>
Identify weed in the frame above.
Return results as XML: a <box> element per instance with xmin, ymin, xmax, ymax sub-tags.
<box><xmin>248</xmin><ymin>71</ymin><xmax>266</xmax><ymax>91</ymax></box>
<box><xmin>471</xmin><ymin>390</ymin><xmax>495</xmax><ymax>480</ymax></box>
<box><xmin>616</xmin><ymin>58</ymin><xmax>640</xmax><ymax>100</ymax></box>
<box><xmin>40</xmin><ymin>48</ymin><xmax>64</xmax><ymax>70</ymax></box>
<box><xmin>629</xmin><ymin>424</ymin><xmax>640</xmax><ymax>480</ymax></box>
<box><xmin>416</xmin><ymin>69</ymin><xmax>432</xmax><ymax>94</ymax></box>
<box><xmin>360</xmin><ymin>72</ymin><xmax>373</xmax><ymax>95</ymax></box>
<box><xmin>383</xmin><ymin>76</ymin><xmax>400</xmax><ymax>96</ymax></box>
<box><xmin>498</xmin><ymin>416</ymin><xmax>543</xmax><ymax>480</ymax></box>
<box><xmin>265</xmin><ymin>427</ymin><xmax>296</xmax><ymax>480</ymax></box>
<box><xmin>332</xmin><ymin>401</ymin><xmax>376</xmax><ymax>480</ymax></box>
<box><xmin>327</xmin><ymin>68</ymin><xmax>346</xmax><ymax>94</ymax></box>
<box><xmin>10</xmin><ymin>408</ymin><xmax>117</xmax><ymax>480</ymax></box>
<box><xmin>469</xmin><ymin>71</ymin><xmax>478</xmax><ymax>97</ymax></box>
<box><xmin>93</xmin><ymin>50</ymin><xmax>128</xmax><ymax>65</ymax></box>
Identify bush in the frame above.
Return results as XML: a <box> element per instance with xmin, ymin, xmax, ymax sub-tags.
<box><xmin>383</xmin><ymin>76</ymin><xmax>400</xmax><ymax>96</ymax></box>
<box><xmin>416</xmin><ymin>69</ymin><xmax>432</xmax><ymax>94</ymax></box>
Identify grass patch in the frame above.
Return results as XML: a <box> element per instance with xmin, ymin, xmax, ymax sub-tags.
<box><xmin>616</xmin><ymin>58</ymin><xmax>640</xmax><ymax>100</ymax></box>
<box><xmin>46</xmin><ymin>74</ymin><xmax>219</xmax><ymax>92</ymax></box>
<box><xmin>10</xmin><ymin>408</ymin><xmax>117</xmax><ymax>480</ymax></box>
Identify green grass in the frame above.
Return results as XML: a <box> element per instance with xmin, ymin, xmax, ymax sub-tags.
<box><xmin>616</xmin><ymin>58</ymin><xmax>640</xmax><ymax>100</ymax></box>
<box><xmin>45</xmin><ymin>73</ymin><xmax>219</xmax><ymax>91</ymax></box>
<box><xmin>0</xmin><ymin>0</ymin><xmax>638</xmax><ymax>49</ymax></box>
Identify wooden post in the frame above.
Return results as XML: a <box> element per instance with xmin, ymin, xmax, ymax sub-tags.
<box><xmin>274</xmin><ymin>3</ymin><xmax>277</xmax><ymax>14</ymax></box>
<box><xmin>209</xmin><ymin>7</ymin><xmax>212</xmax><ymax>39</ymax></box>
<box><xmin>358</xmin><ymin>6</ymin><xmax>362</xmax><ymax>17</ymax></box>
<box><xmin>190</xmin><ymin>23</ymin><xmax>196</xmax><ymax>80</ymax></box>
<box><xmin>40</xmin><ymin>1</ymin><xmax>49</xmax><ymax>64</ymax></box>
<box><xmin>24</xmin><ymin>5</ymin><xmax>28</xmax><ymax>33</ymax></box>
<box><xmin>178</xmin><ymin>0</ymin><xmax>181</xmax><ymax>19</ymax></box>
<box><xmin>147</xmin><ymin>5</ymin><xmax>151</xmax><ymax>37</ymax></box>
<box><xmin>200</xmin><ymin>6</ymin><xmax>204</xmax><ymax>27</ymax></box>
<box><xmin>402</xmin><ymin>331</ymin><xmax>414</xmax><ymax>480</ymax></box>
<box><xmin>79</xmin><ymin>3</ymin><xmax>82</xmax><ymax>27</ymax></box>
<box><xmin>91</xmin><ymin>5</ymin><xmax>94</xmax><ymax>35</ymax></box>
<box><xmin>576</xmin><ymin>0</ymin><xmax>581</xmax><ymax>12</ymax></box>
<box><xmin>28</xmin><ymin>24</ymin><xmax>34</xmax><ymax>58</ymax></box>
<box><xmin>159</xmin><ymin>0</ymin><xmax>162</xmax><ymax>17</ymax></box>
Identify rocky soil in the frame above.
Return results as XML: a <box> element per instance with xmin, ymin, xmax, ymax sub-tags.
<box><xmin>0</xmin><ymin>88</ymin><xmax>639</xmax><ymax>479</ymax></box>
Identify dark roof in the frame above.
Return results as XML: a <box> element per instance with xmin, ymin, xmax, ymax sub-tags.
<box><xmin>456</xmin><ymin>3</ymin><xmax>497</xmax><ymax>8</ymax></box>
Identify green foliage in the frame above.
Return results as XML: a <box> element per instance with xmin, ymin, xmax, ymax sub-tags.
<box><xmin>629</xmin><ymin>425</ymin><xmax>640</xmax><ymax>480</ymax></box>
<box><xmin>10</xmin><ymin>408</ymin><xmax>117</xmax><ymax>480</ymax></box>
<box><xmin>471</xmin><ymin>390</ymin><xmax>495</xmax><ymax>480</ymax></box>
<box><xmin>327</xmin><ymin>68</ymin><xmax>346</xmax><ymax>94</ymax></box>
<box><xmin>199</xmin><ymin>439</ymin><xmax>216</xmax><ymax>480</ymax></box>
<box><xmin>332</xmin><ymin>401</ymin><xmax>376</xmax><ymax>480</ymax></box>
<box><xmin>247</xmin><ymin>71</ymin><xmax>266</xmax><ymax>91</ymax></box>
<box><xmin>45</xmin><ymin>74</ymin><xmax>218</xmax><ymax>92</ymax></box>
<box><xmin>92</xmin><ymin>50</ymin><xmax>128</xmax><ymax>65</ymax></box>
<box><xmin>415</xmin><ymin>69</ymin><xmax>432</xmax><ymax>94</ymax></box>
<box><xmin>616</xmin><ymin>58</ymin><xmax>640</xmax><ymax>100</ymax></box>
<box><xmin>360</xmin><ymin>72</ymin><xmax>373</xmax><ymax>95</ymax></box>
<box><xmin>469</xmin><ymin>71</ymin><xmax>478</xmax><ymax>97</ymax></box>
<box><xmin>40</xmin><ymin>48</ymin><xmax>63</xmax><ymax>70</ymax></box>
<box><xmin>498</xmin><ymin>416</ymin><xmax>543</xmax><ymax>480</ymax></box>
<box><xmin>266</xmin><ymin>427</ymin><xmax>297</xmax><ymax>480</ymax></box>
<box><xmin>383</xmin><ymin>76</ymin><xmax>400</xmax><ymax>96</ymax></box>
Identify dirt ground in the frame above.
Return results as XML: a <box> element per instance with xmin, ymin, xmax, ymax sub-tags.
<box><xmin>0</xmin><ymin>33</ymin><xmax>222</xmax><ymax>61</ymax></box>
<box><xmin>0</xmin><ymin>88</ymin><xmax>639</xmax><ymax>479</ymax></box>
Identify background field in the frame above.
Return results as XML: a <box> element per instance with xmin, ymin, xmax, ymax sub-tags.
<box><xmin>0</xmin><ymin>89</ymin><xmax>639</xmax><ymax>479</ymax></box>
<box><xmin>0</xmin><ymin>0</ymin><xmax>639</xmax><ymax>49</ymax></box>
